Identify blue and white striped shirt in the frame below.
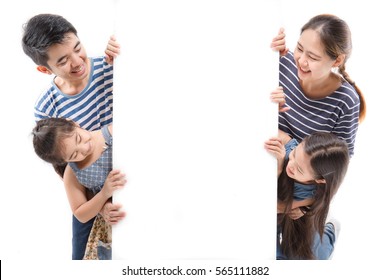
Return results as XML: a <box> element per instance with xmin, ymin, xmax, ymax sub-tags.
<box><xmin>279</xmin><ymin>52</ymin><xmax>360</xmax><ymax>156</ymax></box>
<box><xmin>34</xmin><ymin>56</ymin><xmax>113</xmax><ymax>131</ymax></box>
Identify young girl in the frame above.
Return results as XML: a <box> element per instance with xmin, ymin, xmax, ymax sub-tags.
<box><xmin>265</xmin><ymin>130</ymin><xmax>349</xmax><ymax>259</ymax></box>
<box><xmin>32</xmin><ymin>117</ymin><xmax>126</xmax><ymax>259</ymax></box>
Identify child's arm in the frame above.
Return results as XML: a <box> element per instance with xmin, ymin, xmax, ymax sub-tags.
<box><xmin>104</xmin><ymin>35</ymin><xmax>121</xmax><ymax>65</ymax></box>
<box><xmin>264</xmin><ymin>136</ymin><xmax>285</xmax><ymax>176</ymax></box>
<box><xmin>277</xmin><ymin>198</ymin><xmax>314</xmax><ymax>214</ymax></box>
<box><xmin>265</xmin><ymin>129</ymin><xmax>291</xmax><ymax>176</ymax></box>
<box><xmin>63</xmin><ymin>167</ymin><xmax>125</xmax><ymax>223</ymax></box>
<box><xmin>287</xmin><ymin>207</ymin><xmax>308</xmax><ymax>220</ymax></box>
<box><xmin>100</xmin><ymin>200</ymin><xmax>126</xmax><ymax>225</ymax></box>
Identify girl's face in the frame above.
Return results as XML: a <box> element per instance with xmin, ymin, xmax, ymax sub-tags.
<box><xmin>44</xmin><ymin>32</ymin><xmax>89</xmax><ymax>83</ymax></box>
<box><xmin>286</xmin><ymin>142</ymin><xmax>316</xmax><ymax>184</ymax></box>
<box><xmin>293</xmin><ymin>29</ymin><xmax>337</xmax><ymax>83</ymax></box>
<box><xmin>60</xmin><ymin>127</ymin><xmax>94</xmax><ymax>163</ymax></box>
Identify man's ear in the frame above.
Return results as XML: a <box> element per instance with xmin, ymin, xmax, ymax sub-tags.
<box><xmin>37</xmin><ymin>65</ymin><xmax>52</xmax><ymax>75</ymax></box>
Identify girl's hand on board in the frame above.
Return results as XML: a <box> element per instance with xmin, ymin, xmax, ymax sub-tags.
<box><xmin>100</xmin><ymin>201</ymin><xmax>126</xmax><ymax>225</ymax></box>
<box><xmin>102</xmin><ymin>169</ymin><xmax>126</xmax><ymax>199</ymax></box>
<box><xmin>264</xmin><ymin>136</ymin><xmax>286</xmax><ymax>162</ymax></box>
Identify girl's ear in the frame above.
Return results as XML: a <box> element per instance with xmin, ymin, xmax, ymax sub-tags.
<box><xmin>37</xmin><ymin>65</ymin><xmax>52</xmax><ymax>75</ymax></box>
<box><xmin>332</xmin><ymin>54</ymin><xmax>346</xmax><ymax>68</ymax></box>
<box><xmin>315</xmin><ymin>178</ymin><xmax>326</xmax><ymax>184</ymax></box>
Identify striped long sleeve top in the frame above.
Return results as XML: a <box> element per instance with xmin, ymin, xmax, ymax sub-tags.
<box><xmin>278</xmin><ymin>51</ymin><xmax>360</xmax><ymax>156</ymax></box>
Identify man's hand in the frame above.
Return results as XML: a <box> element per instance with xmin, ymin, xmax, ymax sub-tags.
<box><xmin>105</xmin><ymin>35</ymin><xmax>121</xmax><ymax>65</ymax></box>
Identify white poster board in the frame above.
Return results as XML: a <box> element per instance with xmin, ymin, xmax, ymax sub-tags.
<box><xmin>113</xmin><ymin>0</ymin><xmax>279</xmax><ymax>261</ymax></box>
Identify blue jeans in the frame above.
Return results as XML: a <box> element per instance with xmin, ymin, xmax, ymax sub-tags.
<box><xmin>311</xmin><ymin>223</ymin><xmax>336</xmax><ymax>260</ymax></box>
<box><xmin>97</xmin><ymin>241</ymin><xmax>112</xmax><ymax>260</ymax></box>
<box><xmin>72</xmin><ymin>215</ymin><xmax>95</xmax><ymax>260</ymax></box>
<box><xmin>277</xmin><ymin>223</ymin><xmax>335</xmax><ymax>260</ymax></box>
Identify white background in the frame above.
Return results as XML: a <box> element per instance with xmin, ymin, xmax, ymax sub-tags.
<box><xmin>1</xmin><ymin>0</ymin><xmax>389</xmax><ymax>279</ymax></box>
<box><xmin>112</xmin><ymin>0</ymin><xmax>279</xmax><ymax>261</ymax></box>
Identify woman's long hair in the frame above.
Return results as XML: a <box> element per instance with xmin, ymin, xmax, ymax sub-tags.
<box><xmin>278</xmin><ymin>132</ymin><xmax>350</xmax><ymax>259</ymax></box>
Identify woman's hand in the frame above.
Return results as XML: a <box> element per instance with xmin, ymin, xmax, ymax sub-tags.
<box><xmin>270</xmin><ymin>86</ymin><xmax>290</xmax><ymax>113</ymax></box>
<box><xmin>270</xmin><ymin>28</ymin><xmax>289</xmax><ymax>56</ymax></box>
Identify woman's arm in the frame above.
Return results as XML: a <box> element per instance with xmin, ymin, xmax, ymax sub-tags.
<box><xmin>270</xmin><ymin>27</ymin><xmax>289</xmax><ymax>56</ymax></box>
<box><xmin>278</xmin><ymin>129</ymin><xmax>292</xmax><ymax>145</ymax></box>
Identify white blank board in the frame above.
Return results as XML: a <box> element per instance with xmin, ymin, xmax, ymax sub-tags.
<box><xmin>113</xmin><ymin>0</ymin><xmax>279</xmax><ymax>260</ymax></box>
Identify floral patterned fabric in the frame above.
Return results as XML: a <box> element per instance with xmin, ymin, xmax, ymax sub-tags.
<box><xmin>83</xmin><ymin>214</ymin><xmax>112</xmax><ymax>260</ymax></box>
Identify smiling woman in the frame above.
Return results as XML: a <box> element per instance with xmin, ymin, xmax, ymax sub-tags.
<box><xmin>294</xmin><ymin>29</ymin><xmax>345</xmax><ymax>99</ymax></box>
<box><xmin>271</xmin><ymin>14</ymin><xmax>366</xmax><ymax>157</ymax></box>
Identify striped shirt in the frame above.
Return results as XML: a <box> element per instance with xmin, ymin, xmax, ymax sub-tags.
<box><xmin>34</xmin><ymin>56</ymin><xmax>113</xmax><ymax>131</ymax></box>
<box><xmin>279</xmin><ymin>51</ymin><xmax>360</xmax><ymax>156</ymax></box>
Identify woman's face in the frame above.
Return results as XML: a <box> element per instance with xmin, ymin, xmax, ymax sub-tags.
<box><xmin>60</xmin><ymin>127</ymin><xmax>94</xmax><ymax>163</ymax></box>
<box><xmin>286</xmin><ymin>142</ymin><xmax>316</xmax><ymax>184</ymax></box>
<box><xmin>293</xmin><ymin>29</ymin><xmax>337</xmax><ymax>83</ymax></box>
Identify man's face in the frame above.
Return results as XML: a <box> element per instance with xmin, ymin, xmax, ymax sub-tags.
<box><xmin>43</xmin><ymin>32</ymin><xmax>89</xmax><ymax>83</ymax></box>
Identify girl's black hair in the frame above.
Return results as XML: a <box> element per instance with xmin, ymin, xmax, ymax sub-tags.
<box><xmin>32</xmin><ymin>118</ymin><xmax>77</xmax><ymax>178</ymax></box>
<box><xmin>278</xmin><ymin>132</ymin><xmax>349</xmax><ymax>259</ymax></box>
